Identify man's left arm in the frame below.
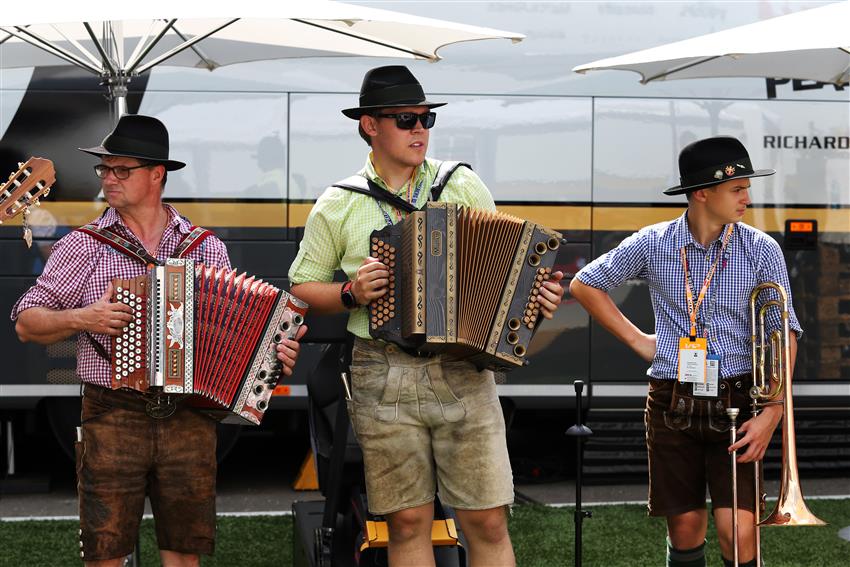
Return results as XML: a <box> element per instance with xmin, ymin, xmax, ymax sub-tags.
<box><xmin>731</xmin><ymin>236</ymin><xmax>801</xmax><ymax>462</ymax></box>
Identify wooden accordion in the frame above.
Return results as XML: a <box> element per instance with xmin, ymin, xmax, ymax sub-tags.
<box><xmin>110</xmin><ymin>259</ymin><xmax>308</xmax><ymax>425</ymax></box>
<box><xmin>368</xmin><ymin>203</ymin><xmax>563</xmax><ymax>370</ymax></box>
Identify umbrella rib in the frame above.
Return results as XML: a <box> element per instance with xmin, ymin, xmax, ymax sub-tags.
<box><xmin>643</xmin><ymin>55</ymin><xmax>722</xmax><ymax>83</ymax></box>
<box><xmin>126</xmin><ymin>19</ymin><xmax>178</xmax><ymax>74</ymax></box>
<box><xmin>50</xmin><ymin>24</ymin><xmax>104</xmax><ymax>70</ymax></box>
<box><xmin>125</xmin><ymin>19</ymin><xmax>160</xmax><ymax>70</ymax></box>
<box><xmin>3</xmin><ymin>26</ymin><xmax>101</xmax><ymax>74</ymax></box>
<box><xmin>291</xmin><ymin>19</ymin><xmax>433</xmax><ymax>60</ymax></box>
<box><xmin>135</xmin><ymin>18</ymin><xmax>238</xmax><ymax>75</ymax></box>
<box><xmin>83</xmin><ymin>22</ymin><xmax>117</xmax><ymax>76</ymax></box>
<box><xmin>169</xmin><ymin>23</ymin><xmax>217</xmax><ymax>71</ymax></box>
<box><xmin>0</xmin><ymin>25</ymin><xmax>26</xmax><ymax>46</ymax></box>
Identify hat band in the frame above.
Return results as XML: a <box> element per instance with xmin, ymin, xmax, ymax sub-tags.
<box><xmin>680</xmin><ymin>157</ymin><xmax>754</xmax><ymax>188</ymax></box>
<box><xmin>360</xmin><ymin>84</ymin><xmax>427</xmax><ymax>108</ymax></box>
<box><xmin>104</xmin><ymin>134</ymin><xmax>169</xmax><ymax>161</ymax></box>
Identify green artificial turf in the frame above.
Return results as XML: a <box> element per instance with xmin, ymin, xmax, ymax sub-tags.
<box><xmin>1</xmin><ymin>499</ymin><xmax>848</xmax><ymax>566</ymax></box>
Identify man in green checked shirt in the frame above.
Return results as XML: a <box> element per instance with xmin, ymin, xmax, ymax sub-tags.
<box><xmin>288</xmin><ymin>66</ymin><xmax>564</xmax><ymax>567</ymax></box>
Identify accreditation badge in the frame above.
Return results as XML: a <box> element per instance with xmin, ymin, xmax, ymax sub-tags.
<box><xmin>678</xmin><ymin>337</ymin><xmax>707</xmax><ymax>384</ymax></box>
<box><xmin>693</xmin><ymin>354</ymin><xmax>721</xmax><ymax>397</ymax></box>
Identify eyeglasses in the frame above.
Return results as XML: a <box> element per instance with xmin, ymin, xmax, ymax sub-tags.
<box><xmin>374</xmin><ymin>111</ymin><xmax>437</xmax><ymax>130</ymax></box>
<box><xmin>93</xmin><ymin>163</ymin><xmax>150</xmax><ymax>180</ymax></box>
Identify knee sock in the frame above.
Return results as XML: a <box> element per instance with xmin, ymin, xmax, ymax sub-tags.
<box><xmin>667</xmin><ymin>537</ymin><xmax>706</xmax><ymax>567</ymax></box>
<box><xmin>722</xmin><ymin>559</ymin><xmax>757</xmax><ymax>567</ymax></box>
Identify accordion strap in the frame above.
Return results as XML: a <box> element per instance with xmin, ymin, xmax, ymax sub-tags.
<box><xmin>429</xmin><ymin>160</ymin><xmax>471</xmax><ymax>203</ymax></box>
<box><xmin>76</xmin><ymin>222</ymin><xmax>214</xmax><ymax>267</ymax></box>
<box><xmin>332</xmin><ymin>176</ymin><xmax>417</xmax><ymax>214</ymax></box>
<box><xmin>332</xmin><ymin>160</ymin><xmax>472</xmax><ymax>213</ymax></box>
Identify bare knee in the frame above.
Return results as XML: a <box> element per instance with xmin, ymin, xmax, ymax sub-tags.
<box><xmin>667</xmin><ymin>510</ymin><xmax>708</xmax><ymax>549</ymax></box>
<box><xmin>387</xmin><ymin>507</ymin><xmax>434</xmax><ymax>543</ymax></box>
<box><xmin>457</xmin><ymin>507</ymin><xmax>510</xmax><ymax>545</ymax></box>
<box><xmin>160</xmin><ymin>550</ymin><xmax>201</xmax><ymax>567</ymax></box>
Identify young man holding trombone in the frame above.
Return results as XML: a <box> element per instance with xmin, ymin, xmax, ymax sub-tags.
<box><xmin>570</xmin><ymin>136</ymin><xmax>802</xmax><ymax>567</ymax></box>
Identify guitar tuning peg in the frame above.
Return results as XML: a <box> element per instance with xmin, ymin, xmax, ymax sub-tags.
<box><xmin>17</xmin><ymin>162</ymin><xmax>23</xmax><ymax>168</ymax></box>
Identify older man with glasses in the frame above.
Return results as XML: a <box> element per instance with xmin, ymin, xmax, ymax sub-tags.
<box><xmin>12</xmin><ymin>114</ymin><xmax>304</xmax><ymax>567</ymax></box>
<box><xmin>289</xmin><ymin>65</ymin><xmax>564</xmax><ymax>567</ymax></box>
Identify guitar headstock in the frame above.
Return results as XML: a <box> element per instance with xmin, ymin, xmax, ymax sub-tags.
<box><xmin>0</xmin><ymin>157</ymin><xmax>56</xmax><ymax>223</ymax></box>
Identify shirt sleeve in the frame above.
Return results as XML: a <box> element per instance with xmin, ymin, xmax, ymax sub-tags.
<box><xmin>10</xmin><ymin>233</ymin><xmax>98</xmax><ymax>320</ymax></box>
<box><xmin>202</xmin><ymin>236</ymin><xmax>231</xmax><ymax>271</ymax></box>
<box><xmin>443</xmin><ymin>166</ymin><xmax>497</xmax><ymax>212</ymax></box>
<box><xmin>756</xmin><ymin>236</ymin><xmax>803</xmax><ymax>338</ymax></box>
<box><xmin>575</xmin><ymin>229</ymin><xmax>652</xmax><ymax>291</ymax></box>
<box><xmin>289</xmin><ymin>192</ymin><xmax>342</xmax><ymax>285</ymax></box>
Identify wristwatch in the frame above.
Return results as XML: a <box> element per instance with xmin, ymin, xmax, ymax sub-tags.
<box><xmin>341</xmin><ymin>280</ymin><xmax>358</xmax><ymax>309</ymax></box>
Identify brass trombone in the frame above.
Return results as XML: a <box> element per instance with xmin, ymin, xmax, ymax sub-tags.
<box><xmin>727</xmin><ymin>282</ymin><xmax>826</xmax><ymax>567</ymax></box>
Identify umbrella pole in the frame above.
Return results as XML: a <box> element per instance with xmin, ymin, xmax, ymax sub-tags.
<box><xmin>565</xmin><ymin>380</ymin><xmax>593</xmax><ymax>567</ymax></box>
<box><xmin>105</xmin><ymin>76</ymin><xmax>130</xmax><ymax>122</ymax></box>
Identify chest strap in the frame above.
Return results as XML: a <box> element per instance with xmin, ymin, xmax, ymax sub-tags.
<box><xmin>332</xmin><ymin>160</ymin><xmax>471</xmax><ymax>214</ymax></box>
<box><xmin>76</xmin><ymin>223</ymin><xmax>214</xmax><ymax>267</ymax></box>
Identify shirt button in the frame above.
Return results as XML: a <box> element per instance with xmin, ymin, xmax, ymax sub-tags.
<box><xmin>386</xmin><ymin>345</ymin><xmax>396</xmax><ymax>354</ymax></box>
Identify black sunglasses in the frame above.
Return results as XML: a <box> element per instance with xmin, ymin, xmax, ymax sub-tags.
<box><xmin>374</xmin><ymin>111</ymin><xmax>437</xmax><ymax>130</ymax></box>
<box><xmin>94</xmin><ymin>163</ymin><xmax>151</xmax><ymax>180</ymax></box>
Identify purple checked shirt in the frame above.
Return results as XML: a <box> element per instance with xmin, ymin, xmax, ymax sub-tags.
<box><xmin>575</xmin><ymin>211</ymin><xmax>802</xmax><ymax>380</ymax></box>
<box><xmin>11</xmin><ymin>205</ymin><xmax>230</xmax><ymax>387</ymax></box>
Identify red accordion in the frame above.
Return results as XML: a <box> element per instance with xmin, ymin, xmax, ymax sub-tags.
<box><xmin>110</xmin><ymin>259</ymin><xmax>307</xmax><ymax>425</ymax></box>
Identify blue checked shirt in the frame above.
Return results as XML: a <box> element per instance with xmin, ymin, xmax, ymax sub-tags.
<box><xmin>576</xmin><ymin>211</ymin><xmax>802</xmax><ymax>380</ymax></box>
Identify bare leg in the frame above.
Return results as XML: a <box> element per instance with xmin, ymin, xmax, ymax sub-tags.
<box><xmin>455</xmin><ymin>506</ymin><xmax>515</xmax><ymax>567</ymax></box>
<box><xmin>386</xmin><ymin>502</ymin><xmax>436</xmax><ymax>567</ymax></box>
<box><xmin>160</xmin><ymin>550</ymin><xmax>201</xmax><ymax>567</ymax></box>
<box><xmin>667</xmin><ymin>509</ymin><xmax>708</xmax><ymax>550</ymax></box>
<box><xmin>714</xmin><ymin>507</ymin><xmax>756</xmax><ymax>564</ymax></box>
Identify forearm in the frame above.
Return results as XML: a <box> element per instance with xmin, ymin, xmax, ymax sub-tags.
<box><xmin>570</xmin><ymin>278</ymin><xmax>647</xmax><ymax>351</ymax></box>
<box><xmin>290</xmin><ymin>282</ymin><xmax>346</xmax><ymax>316</ymax></box>
<box><xmin>16</xmin><ymin>307</ymin><xmax>83</xmax><ymax>345</ymax></box>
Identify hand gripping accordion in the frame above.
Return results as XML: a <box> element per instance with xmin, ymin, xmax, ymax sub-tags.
<box><xmin>109</xmin><ymin>259</ymin><xmax>308</xmax><ymax>425</ymax></box>
<box><xmin>369</xmin><ymin>203</ymin><xmax>564</xmax><ymax>370</ymax></box>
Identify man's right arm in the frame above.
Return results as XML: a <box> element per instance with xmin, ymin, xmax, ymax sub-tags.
<box><xmin>569</xmin><ymin>228</ymin><xmax>656</xmax><ymax>362</ymax></box>
<box><xmin>569</xmin><ymin>279</ymin><xmax>656</xmax><ymax>362</ymax></box>
<box><xmin>291</xmin><ymin>257</ymin><xmax>391</xmax><ymax>315</ymax></box>
<box><xmin>16</xmin><ymin>283</ymin><xmax>133</xmax><ymax>345</ymax></box>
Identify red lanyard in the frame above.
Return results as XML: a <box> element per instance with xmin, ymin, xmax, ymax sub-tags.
<box><xmin>681</xmin><ymin>224</ymin><xmax>734</xmax><ymax>339</ymax></box>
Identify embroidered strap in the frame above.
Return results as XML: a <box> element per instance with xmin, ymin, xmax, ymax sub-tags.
<box><xmin>76</xmin><ymin>223</ymin><xmax>214</xmax><ymax>266</ymax></box>
<box><xmin>172</xmin><ymin>226</ymin><xmax>214</xmax><ymax>258</ymax></box>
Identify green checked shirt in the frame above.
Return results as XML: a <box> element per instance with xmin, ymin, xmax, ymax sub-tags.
<box><xmin>289</xmin><ymin>154</ymin><xmax>496</xmax><ymax>339</ymax></box>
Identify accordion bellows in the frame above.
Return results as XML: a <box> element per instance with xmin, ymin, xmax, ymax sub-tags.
<box><xmin>369</xmin><ymin>203</ymin><xmax>563</xmax><ymax>370</ymax></box>
<box><xmin>110</xmin><ymin>259</ymin><xmax>308</xmax><ymax>425</ymax></box>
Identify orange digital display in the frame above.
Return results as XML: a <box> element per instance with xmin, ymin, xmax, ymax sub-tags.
<box><xmin>789</xmin><ymin>221</ymin><xmax>814</xmax><ymax>233</ymax></box>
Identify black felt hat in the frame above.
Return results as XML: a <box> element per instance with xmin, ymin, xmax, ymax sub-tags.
<box><xmin>665</xmin><ymin>136</ymin><xmax>774</xmax><ymax>196</ymax></box>
<box><xmin>79</xmin><ymin>114</ymin><xmax>186</xmax><ymax>171</ymax></box>
<box><xmin>342</xmin><ymin>65</ymin><xmax>446</xmax><ymax>119</ymax></box>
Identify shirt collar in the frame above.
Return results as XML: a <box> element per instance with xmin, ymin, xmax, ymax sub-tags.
<box><xmin>362</xmin><ymin>152</ymin><xmax>425</xmax><ymax>195</ymax></box>
<box><xmin>96</xmin><ymin>204</ymin><xmax>190</xmax><ymax>236</ymax></box>
<box><xmin>675</xmin><ymin>210</ymin><xmax>732</xmax><ymax>251</ymax></box>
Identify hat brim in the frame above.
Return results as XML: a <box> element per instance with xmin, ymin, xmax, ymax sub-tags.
<box><xmin>342</xmin><ymin>100</ymin><xmax>446</xmax><ymax>120</ymax></box>
<box><xmin>78</xmin><ymin>146</ymin><xmax>186</xmax><ymax>171</ymax></box>
<box><xmin>664</xmin><ymin>169</ymin><xmax>775</xmax><ymax>196</ymax></box>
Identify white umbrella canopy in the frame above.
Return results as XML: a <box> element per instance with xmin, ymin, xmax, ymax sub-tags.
<box><xmin>0</xmin><ymin>0</ymin><xmax>524</xmax><ymax>115</ymax></box>
<box><xmin>572</xmin><ymin>1</ymin><xmax>849</xmax><ymax>86</ymax></box>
